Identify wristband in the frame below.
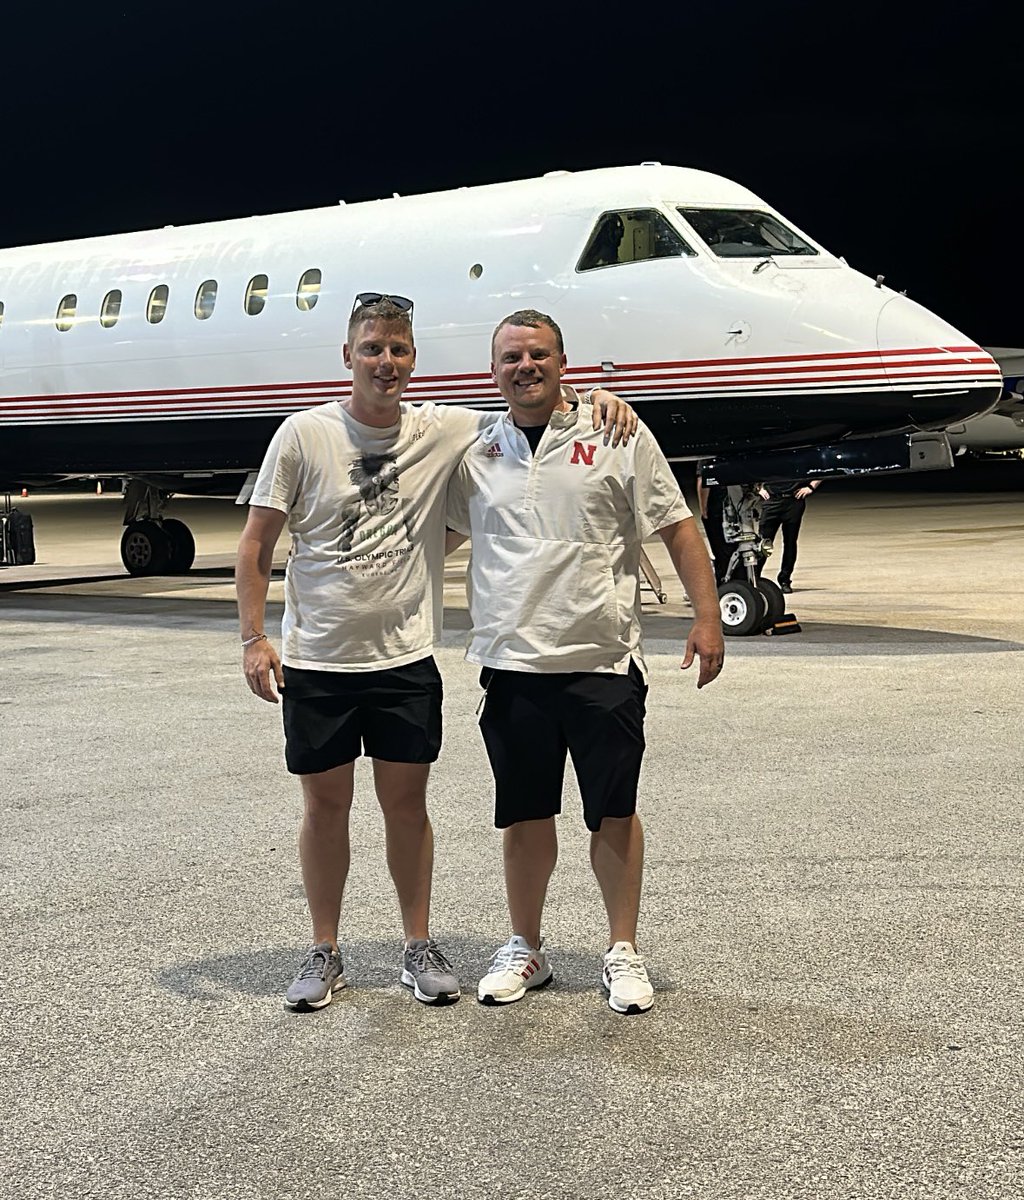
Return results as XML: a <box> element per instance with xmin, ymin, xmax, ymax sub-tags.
<box><xmin>241</xmin><ymin>632</ymin><xmax>267</xmax><ymax>648</ymax></box>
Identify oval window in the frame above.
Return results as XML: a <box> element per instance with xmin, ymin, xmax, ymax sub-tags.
<box><xmin>0</xmin><ymin>300</ymin><xmax>5</xmax><ymax>328</ymax></box>
<box><xmin>100</xmin><ymin>289</ymin><xmax>123</xmax><ymax>329</ymax></box>
<box><xmin>147</xmin><ymin>284</ymin><xmax>169</xmax><ymax>324</ymax></box>
<box><xmin>245</xmin><ymin>274</ymin><xmax>268</xmax><ymax>316</ymax></box>
<box><xmin>195</xmin><ymin>279</ymin><xmax>218</xmax><ymax>320</ymax></box>
<box><xmin>296</xmin><ymin>268</ymin><xmax>321</xmax><ymax>312</ymax></box>
<box><xmin>56</xmin><ymin>294</ymin><xmax>78</xmax><ymax>332</ymax></box>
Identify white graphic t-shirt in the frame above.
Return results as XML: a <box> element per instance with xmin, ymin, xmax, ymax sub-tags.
<box><xmin>250</xmin><ymin>400</ymin><xmax>491</xmax><ymax>671</ymax></box>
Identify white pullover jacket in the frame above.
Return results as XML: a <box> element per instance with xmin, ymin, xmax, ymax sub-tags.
<box><xmin>446</xmin><ymin>391</ymin><xmax>693</xmax><ymax>677</ymax></box>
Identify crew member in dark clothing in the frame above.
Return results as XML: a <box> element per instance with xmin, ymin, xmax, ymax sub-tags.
<box><xmin>757</xmin><ymin>478</ymin><xmax>821</xmax><ymax>593</ymax></box>
<box><xmin>697</xmin><ymin>478</ymin><xmax>736</xmax><ymax>585</ymax></box>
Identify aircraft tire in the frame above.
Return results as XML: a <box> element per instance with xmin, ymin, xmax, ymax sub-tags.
<box><xmin>121</xmin><ymin>520</ymin><xmax>172</xmax><ymax>577</ymax></box>
<box><xmin>163</xmin><ymin>518</ymin><xmax>196</xmax><ymax>573</ymax></box>
<box><xmin>717</xmin><ymin>580</ymin><xmax>766</xmax><ymax>637</ymax></box>
<box><xmin>756</xmin><ymin>578</ymin><xmax>786</xmax><ymax>632</ymax></box>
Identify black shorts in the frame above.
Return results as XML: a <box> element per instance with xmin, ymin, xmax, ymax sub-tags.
<box><xmin>478</xmin><ymin>663</ymin><xmax>648</xmax><ymax>833</ymax></box>
<box><xmin>282</xmin><ymin>657</ymin><xmax>443</xmax><ymax>775</ymax></box>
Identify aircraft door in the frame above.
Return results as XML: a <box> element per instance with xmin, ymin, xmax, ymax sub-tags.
<box><xmin>423</xmin><ymin>208</ymin><xmax>576</xmax><ymax>394</ymax></box>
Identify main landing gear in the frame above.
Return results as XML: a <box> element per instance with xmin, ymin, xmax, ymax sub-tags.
<box><xmin>119</xmin><ymin>481</ymin><xmax>197</xmax><ymax>576</ymax></box>
<box><xmin>715</xmin><ymin>485</ymin><xmax>787</xmax><ymax>637</ymax></box>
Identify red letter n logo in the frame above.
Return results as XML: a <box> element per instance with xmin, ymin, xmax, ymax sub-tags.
<box><xmin>570</xmin><ymin>441</ymin><xmax>597</xmax><ymax>466</ymax></box>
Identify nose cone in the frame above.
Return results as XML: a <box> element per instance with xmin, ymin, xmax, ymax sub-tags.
<box><xmin>876</xmin><ymin>294</ymin><xmax>1002</xmax><ymax>428</ymax></box>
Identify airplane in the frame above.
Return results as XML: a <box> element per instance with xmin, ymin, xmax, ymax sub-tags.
<box><xmin>0</xmin><ymin>163</ymin><xmax>1003</xmax><ymax>630</ymax></box>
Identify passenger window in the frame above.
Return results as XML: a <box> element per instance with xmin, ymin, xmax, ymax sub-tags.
<box><xmin>578</xmin><ymin>209</ymin><xmax>695</xmax><ymax>272</ymax></box>
<box><xmin>245</xmin><ymin>274</ymin><xmax>269</xmax><ymax>315</ymax></box>
<box><xmin>195</xmin><ymin>279</ymin><xmax>218</xmax><ymax>320</ymax></box>
<box><xmin>0</xmin><ymin>300</ymin><xmax>4</xmax><ymax>328</ymax></box>
<box><xmin>678</xmin><ymin>208</ymin><xmax>817</xmax><ymax>257</ymax></box>
<box><xmin>100</xmin><ymin>290</ymin><xmax>122</xmax><ymax>329</ymax></box>
<box><xmin>147</xmin><ymin>284</ymin><xmax>169</xmax><ymax>324</ymax></box>
<box><xmin>296</xmin><ymin>268</ymin><xmax>321</xmax><ymax>312</ymax></box>
<box><xmin>56</xmin><ymin>294</ymin><xmax>78</xmax><ymax>331</ymax></box>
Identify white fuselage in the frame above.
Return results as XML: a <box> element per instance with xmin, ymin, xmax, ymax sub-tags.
<box><xmin>0</xmin><ymin>164</ymin><xmax>1002</xmax><ymax>484</ymax></box>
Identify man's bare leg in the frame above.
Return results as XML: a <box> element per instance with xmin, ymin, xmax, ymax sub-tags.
<box><xmin>504</xmin><ymin>817</ymin><xmax>558</xmax><ymax>949</ymax></box>
<box><xmin>298</xmin><ymin>762</ymin><xmax>356</xmax><ymax>948</ymax></box>
<box><xmin>590</xmin><ymin>813</ymin><xmax>645</xmax><ymax>947</ymax></box>
<box><xmin>372</xmin><ymin>760</ymin><xmax>433</xmax><ymax>942</ymax></box>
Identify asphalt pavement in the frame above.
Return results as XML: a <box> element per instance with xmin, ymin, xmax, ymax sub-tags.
<box><xmin>0</xmin><ymin>479</ymin><xmax>1022</xmax><ymax>1199</ymax></box>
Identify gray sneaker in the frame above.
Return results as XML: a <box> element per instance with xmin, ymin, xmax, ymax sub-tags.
<box><xmin>284</xmin><ymin>942</ymin><xmax>346</xmax><ymax>1011</ymax></box>
<box><xmin>400</xmin><ymin>938</ymin><xmax>461</xmax><ymax>1006</ymax></box>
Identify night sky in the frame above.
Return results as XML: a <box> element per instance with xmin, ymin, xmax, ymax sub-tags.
<box><xmin>3</xmin><ymin>3</ymin><xmax>1016</xmax><ymax>345</ymax></box>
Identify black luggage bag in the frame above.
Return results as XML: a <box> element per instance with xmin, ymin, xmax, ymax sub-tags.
<box><xmin>1</xmin><ymin>497</ymin><xmax>36</xmax><ymax>566</ymax></box>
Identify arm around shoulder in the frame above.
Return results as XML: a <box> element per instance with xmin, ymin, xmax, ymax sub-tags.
<box><xmin>585</xmin><ymin>388</ymin><xmax>639</xmax><ymax>447</ymax></box>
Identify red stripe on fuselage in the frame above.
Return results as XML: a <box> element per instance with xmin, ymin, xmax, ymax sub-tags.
<box><xmin>0</xmin><ymin>345</ymin><xmax>997</xmax><ymax>407</ymax></box>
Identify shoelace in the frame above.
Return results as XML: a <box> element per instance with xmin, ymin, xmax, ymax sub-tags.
<box><xmin>298</xmin><ymin>947</ymin><xmax>334</xmax><ymax>980</ymax></box>
<box><xmin>408</xmin><ymin>941</ymin><xmax>453</xmax><ymax>974</ymax></box>
<box><xmin>489</xmin><ymin>943</ymin><xmax>534</xmax><ymax>973</ymax></box>
<box><xmin>605</xmin><ymin>953</ymin><xmax>647</xmax><ymax>980</ymax></box>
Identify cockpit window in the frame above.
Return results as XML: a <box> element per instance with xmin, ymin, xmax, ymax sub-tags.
<box><xmin>678</xmin><ymin>208</ymin><xmax>817</xmax><ymax>257</ymax></box>
<box><xmin>578</xmin><ymin>209</ymin><xmax>695</xmax><ymax>271</ymax></box>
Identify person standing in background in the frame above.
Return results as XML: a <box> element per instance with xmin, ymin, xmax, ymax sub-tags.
<box><xmin>757</xmin><ymin>478</ymin><xmax>822</xmax><ymax>593</ymax></box>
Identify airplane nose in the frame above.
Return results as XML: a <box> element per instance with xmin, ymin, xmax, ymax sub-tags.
<box><xmin>875</xmin><ymin>294</ymin><xmax>1002</xmax><ymax>429</ymax></box>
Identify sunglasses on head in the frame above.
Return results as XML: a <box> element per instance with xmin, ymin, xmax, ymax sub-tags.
<box><xmin>351</xmin><ymin>292</ymin><xmax>414</xmax><ymax>316</ymax></box>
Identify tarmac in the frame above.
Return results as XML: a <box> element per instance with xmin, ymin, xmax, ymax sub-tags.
<box><xmin>1</xmin><ymin>469</ymin><xmax>1022</xmax><ymax>1200</ymax></box>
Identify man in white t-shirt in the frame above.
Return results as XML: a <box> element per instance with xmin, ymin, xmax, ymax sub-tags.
<box><xmin>235</xmin><ymin>293</ymin><xmax>635</xmax><ymax>1012</ymax></box>
<box><xmin>446</xmin><ymin>309</ymin><xmax>725</xmax><ymax>1016</ymax></box>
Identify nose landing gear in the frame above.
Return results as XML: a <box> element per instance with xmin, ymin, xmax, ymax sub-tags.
<box><xmin>715</xmin><ymin>485</ymin><xmax>790</xmax><ymax>636</ymax></box>
<box><xmin>717</xmin><ymin>578</ymin><xmax>765</xmax><ymax>636</ymax></box>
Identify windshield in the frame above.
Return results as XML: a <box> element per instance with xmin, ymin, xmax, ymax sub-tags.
<box><xmin>578</xmin><ymin>208</ymin><xmax>696</xmax><ymax>271</ymax></box>
<box><xmin>677</xmin><ymin>208</ymin><xmax>818</xmax><ymax>258</ymax></box>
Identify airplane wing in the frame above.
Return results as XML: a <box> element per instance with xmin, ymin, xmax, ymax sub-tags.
<box><xmin>984</xmin><ymin>346</ymin><xmax>1024</xmax><ymax>405</ymax></box>
<box><xmin>947</xmin><ymin>347</ymin><xmax>1024</xmax><ymax>453</ymax></box>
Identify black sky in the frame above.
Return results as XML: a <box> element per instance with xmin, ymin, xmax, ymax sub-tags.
<box><xmin>3</xmin><ymin>3</ymin><xmax>1017</xmax><ymax>344</ymax></box>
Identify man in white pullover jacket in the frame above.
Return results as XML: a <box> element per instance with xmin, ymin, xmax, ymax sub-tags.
<box><xmin>446</xmin><ymin>309</ymin><xmax>725</xmax><ymax>1015</ymax></box>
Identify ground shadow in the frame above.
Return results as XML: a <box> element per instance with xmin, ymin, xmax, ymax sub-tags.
<box><xmin>157</xmin><ymin>937</ymin><xmax>646</xmax><ymax>1003</ymax></box>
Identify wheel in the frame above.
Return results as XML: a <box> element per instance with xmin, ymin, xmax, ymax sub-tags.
<box><xmin>756</xmin><ymin>577</ymin><xmax>787</xmax><ymax>631</ymax></box>
<box><xmin>717</xmin><ymin>580</ymin><xmax>767</xmax><ymax>636</ymax></box>
<box><xmin>162</xmin><ymin>518</ymin><xmax>196</xmax><ymax>573</ymax></box>
<box><xmin>120</xmin><ymin>520</ymin><xmax>172</xmax><ymax>576</ymax></box>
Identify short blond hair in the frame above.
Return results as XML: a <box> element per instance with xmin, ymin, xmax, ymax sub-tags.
<box><xmin>347</xmin><ymin>297</ymin><xmax>415</xmax><ymax>346</ymax></box>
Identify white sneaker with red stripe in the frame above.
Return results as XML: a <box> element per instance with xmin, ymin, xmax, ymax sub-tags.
<box><xmin>477</xmin><ymin>934</ymin><xmax>553</xmax><ymax>1005</ymax></box>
